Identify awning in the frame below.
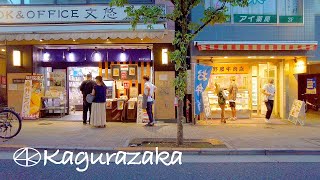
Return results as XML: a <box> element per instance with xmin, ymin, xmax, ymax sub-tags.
<box><xmin>0</xmin><ymin>24</ymin><xmax>171</xmax><ymax>41</ymax></box>
<box><xmin>195</xmin><ymin>41</ymin><xmax>318</xmax><ymax>51</ymax></box>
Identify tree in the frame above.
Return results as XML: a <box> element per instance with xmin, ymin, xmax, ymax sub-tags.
<box><xmin>111</xmin><ymin>0</ymin><xmax>248</xmax><ymax>145</ymax></box>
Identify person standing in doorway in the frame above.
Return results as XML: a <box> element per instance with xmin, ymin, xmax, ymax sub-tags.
<box><xmin>228</xmin><ymin>76</ymin><xmax>238</xmax><ymax>121</ymax></box>
<box><xmin>90</xmin><ymin>76</ymin><xmax>107</xmax><ymax>128</ymax></box>
<box><xmin>215</xmin><ymin>83</ymin><xmax>227</xmax><ymax>124</ymax></box>
<box><xmin>262</xmin><ymin>78</ymin><xmax>275</xmax><ymax>123</ymax></box>
<box><xmin>80</xmin><ymin>74</ymin><xmax>96</xmax><ymax>125</ymax></box>
<box><xmin>143</xmin><ymin>75</ymin><xmax>157</xmax><ymax>126</ymax></box>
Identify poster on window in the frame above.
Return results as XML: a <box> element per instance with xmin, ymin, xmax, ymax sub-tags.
<box><xmin>21</xmin><ymin>75</ymin><xmax>44</xmax><ymax>119</ymax></box>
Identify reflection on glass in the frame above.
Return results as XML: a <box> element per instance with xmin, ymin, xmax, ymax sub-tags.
<box><xmin>57</xmin><ymin>0</ymin><xmax>86</xmax><ymax>4</ymax></box>
<box><xmin>24</xmin><ymin>0</ymin><xmax>54</xmax><ymax>4</ymax></box>
<box><xmin>0</xmin><ymin>0</ymin><xmax>21</xmax><ymax>4</ymax></box>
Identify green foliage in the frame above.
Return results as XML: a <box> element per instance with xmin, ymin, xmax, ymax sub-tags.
<box><xmin>111</xmin><ymin>0</ymin><xmax>248</xmax><ymax>100</ymax></box>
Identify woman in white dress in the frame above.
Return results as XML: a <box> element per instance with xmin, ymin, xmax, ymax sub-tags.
<box><xmin>90</xmin><ymin>76</ymin><xmax>107</xmax><ymax>128</ymax></box>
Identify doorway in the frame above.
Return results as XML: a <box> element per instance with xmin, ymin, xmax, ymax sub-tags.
<box><xmin>251</xmin><ymin>63</ymin><xmax>278</xmax><ymax>118</ymax></box>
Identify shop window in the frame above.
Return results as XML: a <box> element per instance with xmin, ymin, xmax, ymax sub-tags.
<box><xmin>278</xmin><ymin>0</ymin><xmax>303</xmax><ymax>23</ymax></box>
<box><xmin>57</xmin><ymin>0</ymin><xmax>86</xmax><ymax>4</ymax></box>
<box><xmin>204</xmin><ymin>0</ymin><xmax>231</xmax><ymax>22</ymax></box>
<box><xmin>0</xmin><ymin>0</ymin><xmax>21</xmax><ymax>4</ymax></box>
<box><xmin>24</xmin><ymin>0</ymin><xmax>54</xmax><ymax>4</ymax></box>
<box><xmin>233</xmin><ymin>0</ymin><xmax>277</xmax><ymax>23</ymax></box>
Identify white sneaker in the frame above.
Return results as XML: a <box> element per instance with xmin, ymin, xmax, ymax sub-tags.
<box><xmin>265</xmin><ymin>119</ymin><xmax>270</xmax><ymax>123</ymax></box>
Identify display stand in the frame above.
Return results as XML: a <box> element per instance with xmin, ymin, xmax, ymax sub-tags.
<box><xmin>288</xmin><ymin>99</ymin><xmax>306</xmax><ymax>126</ymax></box>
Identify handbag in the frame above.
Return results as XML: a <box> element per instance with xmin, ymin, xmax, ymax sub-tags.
<box><xmin>86</xmin><ymin>94</ymin><xmax>95</xmax><ymax>104</ymax></box>
<box><xmin>264</xmin><ymin>95</ymin><xmax>269</xmax><ymax>102</ymax></box>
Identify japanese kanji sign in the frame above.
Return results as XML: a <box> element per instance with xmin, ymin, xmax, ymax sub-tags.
<box><xmin>234</xmin><ymin>14</ymin><xmax>277</xmax><ymax>23</ymax></box>
<box><xmin>0</xmin><ymin>5</ymin><xmax>165</xmax><ymax>24</ymax></box>
<box><xmin>211</xmin><ymin>64</ymin><xmax>249</xmax><ymax>74</ymax></box>
<box><xmin>194</xmin><ymin>64</ymin><xmax>212</xmax><ymax>115</ymax></box>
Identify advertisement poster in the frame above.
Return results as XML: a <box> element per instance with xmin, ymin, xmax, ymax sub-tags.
<box><xmin>49</xmin><ymin>72</ymin><xmax>66</xmax><ymax>87</ymax></box>
<box><xmin>106</xmin><ymin>100</ymin><xmax>112</xmax><ymax>109</ymax></box>
<box><xmin>129</xmin><ymin>67</ymin><xmax>136</xmax><ymax>76</ymax></box>
<box><xmin>113</xmin><ymin>68</ymin><xmax>120</xmax><ymax>76</ymax></box>
<box><xmin>306</xmin><ymin>78</ymin><xmax>317</xmax><ymax>94</ymax></box>
<box><xmin>21</xmin><ymin>75</ymin><xmax>44</xmax><ymax>119</ymax></box>
<box><xmin>136</xmin><ymin>95</ymin><xmax>149</xmax><ymax>123</ymax></box>
<box><xmin>289</xmin><ymin>99</ymin><xmax>304</xmax><ymax>118</ymax></box>
<box><xmin>128</xmin><ymin>101</ymin><xmax>135</xmax><ymax>110</ymax></box>
<box><xmin>117</xmin><ymin>100</ymin><xmax>124</xmax><ymax>110</ymax></box>
<box><xmin>121</xmin><ymin>71</ymin><xmax>127</xmax><ymax>80</ymax></box>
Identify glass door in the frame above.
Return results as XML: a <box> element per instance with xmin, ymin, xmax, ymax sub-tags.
<box><xmin>258</xmin><ymin>63</ymin><xmax>278</xmax><ymax>117</ymax></box>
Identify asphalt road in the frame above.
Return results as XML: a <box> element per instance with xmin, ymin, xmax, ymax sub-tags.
<box><xmin>1</xmin><ymin>152</ymin><xmax>320</xmax><ymax>180</ymax></box>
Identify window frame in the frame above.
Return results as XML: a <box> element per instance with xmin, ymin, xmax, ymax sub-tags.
<box><xmin>0</xmin><ymin>0</ymin><xmax>154</xmax><ymax>5</ymax></box>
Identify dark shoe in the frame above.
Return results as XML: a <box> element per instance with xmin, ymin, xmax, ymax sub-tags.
<box><xmin>145</xmin><ymin>123</ymin><xmax>154</xmax><ymax>127</ymax></box>
<box><xmin>83</xmin><ymin>122</ymin><xmax>87</xmax><ymax>125</ymax></box>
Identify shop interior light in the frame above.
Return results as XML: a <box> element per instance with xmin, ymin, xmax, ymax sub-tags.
<box><xmin>1</xmin><ymin>49</ymin><xmax>5</xmax><ymax>52</ymax></box>
<box><xmin>40</xmin><ymin>39</ymin><xmax>44</xmax><ymax>42</ymax></box>
<box><xmin>43</xmin><ymin>52</ymin><xmax>50</xmax><ymax>62</ymax></box>
<box><xmin>270</xmin><ymin>56</ymin><xmax>275</xmax><ymax>59</ymax></box>
<box><xmin>161</xmin><ymin>48</ymin><xmax>168</xmax><ymax>65</ymax></box>
<box><xmin>13</xmin><ymin>50</ymin><xmax>21</xmax><ymax>66</ymax></box>
<box><xmin>68</xmin><ymin>52</ymin><xmax>76</xmax><ymax>62</ymax></box>
<box><xmin>92</xmin><ymin>48</ymin><xmax>102</xmax><ymax>62</ymax></box>
<box><xmin>224</xmin><ymin>56</ymin><xmax>228</xmax><ymax>59</ymax></box>
<box><xmin>120</xmin><ymin>47</ymin><xmax>126</xmax><ymax>62</ymax></box>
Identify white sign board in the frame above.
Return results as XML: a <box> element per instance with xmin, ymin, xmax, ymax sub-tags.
<box><xmin>202</xmin><ymin>91</ymin><xmax>211</xmax><ymax>119</ymax></box>
<box><xmin>288</xmin><ymin>99</ymin><xmax>305</xmax><ymax>126</ymax></box>
<box><xmin>0</xmin><ymin>5</ymin><xmax>165</xmax><ymax>24</ymax></box>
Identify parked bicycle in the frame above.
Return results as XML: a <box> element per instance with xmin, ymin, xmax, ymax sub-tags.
<box><xmin>0</xmin><ymin>107</ymin><xmax>22</xmax><ymax>139</ymax></box>
<box><xmin>301</xmin><ymin>94</ymin><xmax>319</xmax><ymax>113</ymax></box>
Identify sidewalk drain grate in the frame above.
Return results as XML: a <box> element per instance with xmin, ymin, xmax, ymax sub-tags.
<box><xmin>38</xmin><ymin>122</ymin><xmax>53</xmax><ymax>125</ymax></box>
<box><xmin>305</xmin><ymin>139</ymin><xmax>320</xmax><ymax>146</ymax></box>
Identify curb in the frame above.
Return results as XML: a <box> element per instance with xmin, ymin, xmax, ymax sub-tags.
<box><xmin>1</xmin><ymin>145</ymin><xmax>320</xmax><ymax>155</ymax></box>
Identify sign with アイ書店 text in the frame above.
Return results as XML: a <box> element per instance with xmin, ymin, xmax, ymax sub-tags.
<box><xmin>0</xmin><ymin>5</ymin><xmax>165</xmax><ymax>24</ymax></box>
<box><xmin>234</xmin><ymin>14</ymin><xmax>277</xmax><ymax>23</ymax></box>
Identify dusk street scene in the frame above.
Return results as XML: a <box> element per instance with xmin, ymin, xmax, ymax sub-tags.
<box><xmin>0</xmin><ymin>0</ymin><xmax>320</xmax><ymax>179</ymax></box>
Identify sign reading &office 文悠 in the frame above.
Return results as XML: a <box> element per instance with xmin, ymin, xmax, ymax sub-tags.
<box><xmin>0</xmin><ymin>5</ymin><xmax>165</xmax><ymax>24</ymax></box>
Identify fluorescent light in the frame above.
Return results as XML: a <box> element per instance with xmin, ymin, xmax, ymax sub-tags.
<box><xmin>270</xmin><ymin>56</ymin><xmax>275</xmax><ymax>58</ymax></box>
<box><xmin>43</xmin><ymin>52</ymin><xmax>50</xmax><ymax>62</ymax></box>
<box><xmin>1</xmin><ymin>49</ymin><xmax>5</xmax><ymax>52</ymax></box>
<box><xmin>13</xmin><ymin>50</ymin><xmax>21</xmax><ymax>66</ymax></box>
<box><xmin>162</xmin><ymin>48</ymin><xmax>168</xmax><ymax>64</ymax></box>
<box><xmin>248</xmin><ymin>56</ymin><xmax>252</xmax><ymax>58</ymax></box>
<box><xmin>93</xmin><ymin>51</ymin><xmax>102</xmax><ymax>62</ymax></box>
<box><xmin>224</xmin><ymin>56</ymin><xmax>228</xmax><ymax>59</ymax></box>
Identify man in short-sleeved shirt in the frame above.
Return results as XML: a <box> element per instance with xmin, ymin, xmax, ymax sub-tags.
<box><xmin>263</xmin><ymin>79</ymin><xmax>275</xmax><ymax>123</ymax></box>
<box><xmin>79</xmin><ymin>74</ymin><xmax>96</xmax><ymax>124</ymax></box>
<box><xmin>228</xmin><ymin>76</ymin><xmax>238</xmax><ymax>121</ymax></box>
<box><xmin>143</xmin><ymin>75</ymin><xmax>157</xmax><ymax>126</ymax></box>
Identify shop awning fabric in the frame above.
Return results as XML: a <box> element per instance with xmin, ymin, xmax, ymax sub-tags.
<box><xmin>195</xmin><ymin>41</ymin><xmax>318</xmax><ymax>51</ymax></box>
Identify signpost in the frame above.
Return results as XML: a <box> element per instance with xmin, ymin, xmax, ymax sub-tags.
<box><xmin>288</xmin><ymin>99</ymin><xmax>305</xmax><ymax>126</ymax></box>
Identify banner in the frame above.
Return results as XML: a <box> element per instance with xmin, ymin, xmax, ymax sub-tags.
<box><xmin>194</xmin><ymin>64</ymin><xmax>212</xmax><ymax>115</ymax></box>
<box><xmin>21</xmin><ymin>75</ymin><xmax>44</xmax><ymax>119</ymax></box>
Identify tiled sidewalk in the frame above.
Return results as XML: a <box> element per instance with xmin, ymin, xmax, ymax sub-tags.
<box><xmin>1</xmin><ymin>114</ymin><xmax>320</xmax><ymax>151</ymax></box>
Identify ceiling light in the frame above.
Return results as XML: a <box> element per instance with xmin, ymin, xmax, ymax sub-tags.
<box><xmin>270</xmin><ymin>56</ymin><xmax>275</xmax><ymax>58</ymax></box>
<box><xmin>248</xmin><ymin>56</ymin><xmax>252</xmax><ymax>58</ymax></box>
<box><xmin>40</xmin><ymin>39</ymin><xmax>44</xmax><ymax>42</ymax></box>
<box><xmin>43</xmin><ymin>52</ymin><xmax>50</xmax><ymax>62</ymax></box>
<box><xmin>224</xmin><ymin>56</ymin><xmax>228</xmax><ymax>59</ymax></box>
<box><xmin>72</xmin><ymin>39</ymin><xmax>76</xmax><ymax>42</ymax></box>
<box><xmin>1</xmin><ymin>49</ymin><xmax>5</xmax><ymax>52</ymax></box>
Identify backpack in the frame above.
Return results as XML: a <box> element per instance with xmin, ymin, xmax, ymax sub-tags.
<box><xmin>218</xmin><ymin>91</ymin><xmax>226</xmax><ymax>105</ymax></box>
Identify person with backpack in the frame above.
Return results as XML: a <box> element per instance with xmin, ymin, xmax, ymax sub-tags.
<box><xmin>79</xmin><ymin>74</ymin><xmax>96</xmax><ymax>125</ymax></box>
<box><xmin>215</xmin><ymin>83</ymin><xmax>227</xmax><ymax>124</ymax></box>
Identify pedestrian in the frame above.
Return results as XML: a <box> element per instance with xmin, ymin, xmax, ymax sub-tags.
<box><xmin>90</xmin><ymin>76</ymin><xmax>107</xmax><ymax>128</ymax></box>
<box><xmin>142</xmin><ymin>75</ymin><xmax>157</xmax><ymax>126</ymax></box>
<box><xmin>215</xmin><ymin>83</ymin><xmax>227</xmax><ymax>123</ymax></box>
<box><xmin>262</xmin><ymin>78</ymin><xmax>275</xmax><ymax>123</ymax></box>
<box><xmin>79</xmin><ymin>73</ymin><xmax>96</xmax><ymax>125</ymax></box>
<box><xmin>228</xmin><ymin>76</ymin><xmax>238</xmax><ymax>121</ymax></box>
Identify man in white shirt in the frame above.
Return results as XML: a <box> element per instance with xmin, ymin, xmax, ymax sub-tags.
<box><xmin>143</xmin><ymin>75</ymin><xmax>157</xmax><ymax>126</ymax></box>
<box><xmin>262</xmin><ymin>78</ymin><xmax>275</xmax><ymax>123</ymax></box>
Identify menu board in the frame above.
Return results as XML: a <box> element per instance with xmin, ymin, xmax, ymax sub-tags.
<box><xmin>202</xmin><ymin>91</ymin><xmax>211</xmax><ymax>118</ymax></box>
<box><xmin>136</xmin><ymin>95</ymin><xmax>149</xmax><ymax>123</ymax></box>
<box><xmin>289</xmin><ymin>99</ymin><xmax>304</xmax><ymax>118</ymax></box>
<box><xmin>111</xmin><ymin>64</ymin><xmax>137</xmax><ymax>80</ymax></box>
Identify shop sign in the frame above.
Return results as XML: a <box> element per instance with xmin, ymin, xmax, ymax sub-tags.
<box><xmin>293</xmin><ymin>58</ymin><xmax>306</xmax><ymax>74</ymax></box>
<box><xmin>12</xmin><ymin>79</ymin><xmax>25</xmax><ymax>84</ymax></box>
<box><xmin>306</xmin><ymin>78</ymin><xmax>316</xmax><ymax>94</ymax></box>
<box><xmin>0</xmin><ymin>5</ymin><xmax>165</xmax><ymax>24</ymax></box>
<box><xmin>194</xmin><ymin>64</ymin><xmax>213</xmax><ymax>115</ymax></box>
<box><xmin>288</xmin><ymin>99</ymin><xmax>305</xmax><ymax>126</ymax></box>
<box><xmin>121</xmin><ymin>65</ymin><xmax>129</xmax><ymax>71</ymax></box>
<box><xmin>234</xmin><ymin>14</ymin><xmax>277</xmax><ymax>23</ymax></box>
<box><xmin>211</xmin><ymin>64</ymin><xmax>249</xmax><ymax>74</ymax></box>
<box><xmin>279</xmin><ymin>16</ymin><xmax>303</xmax><ymax>23</ymax></box>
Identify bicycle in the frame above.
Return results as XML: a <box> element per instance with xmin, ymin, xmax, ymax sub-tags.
<box><xmin>0</xmin><ymin>107</ymin><xmax>22</xmax><ymax>139</ymax></box>
<box><xmin>301</xmin><ymin>94</ymin><xmax>319</xmax><ymax>113</ymax></box>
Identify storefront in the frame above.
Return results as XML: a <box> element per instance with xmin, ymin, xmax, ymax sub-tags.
<box><xmin>0</xmin><ymin>3</ymin><xmax>177</xmax><ymax>122</ymax></box>
<box><xmin>191</xmin><ymin>41</ymin><xmax>318</xmax><ymax>122</ymax></box>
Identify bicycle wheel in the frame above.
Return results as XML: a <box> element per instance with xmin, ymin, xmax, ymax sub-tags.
<box><xmin>0</xmin><ymin>109</ymin><xmax>22</xmax><ymax>139</ymax></box>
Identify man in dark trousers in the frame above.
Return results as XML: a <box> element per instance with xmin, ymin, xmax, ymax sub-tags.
<box><xmin>80</xmin><ymin>74</ymin><xmax>96</xmax><ymax>124</ymax></box>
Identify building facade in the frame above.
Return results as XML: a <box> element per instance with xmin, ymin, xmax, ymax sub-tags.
<box><xmin>190</xmin><ymin>0</ymin><xmax>319</xmax><ymax>122</ymax></box>
<box><xmin>0</xmin><ymin>0</ymin><xmax>177</xmax><ymax>122</ymax></box>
